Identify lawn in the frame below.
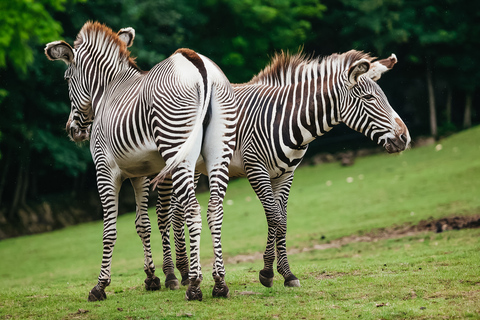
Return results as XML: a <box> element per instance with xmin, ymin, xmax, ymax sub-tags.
<box><xmin>1</xmin><ymin>126</ymin><xmax>480</xmax><ymax>319</ymax></box>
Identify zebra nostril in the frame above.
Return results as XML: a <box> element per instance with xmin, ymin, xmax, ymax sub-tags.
<box><xmin>399</xmin><ymin>133</ymin><xmax>407</xmax><ymax>143</ymax></box>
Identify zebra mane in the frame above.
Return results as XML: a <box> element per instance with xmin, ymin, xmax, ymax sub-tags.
<box><xmin>74</xmin><ymin>21</ymin><xmax>139</xmax><ymax>70</ymax></box>
<box><xmin>247</xmin><ymin>50</ymin><xmax>376</xmax><ymax>86</ymax></box>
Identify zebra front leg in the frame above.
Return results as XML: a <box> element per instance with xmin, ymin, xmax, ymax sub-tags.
<box><xmin>156</xmin><ymin>177</ymin><xmax>181</xmax><ymax>290</ymax></box>
<box><xmin>172</xmin><ymin>166</ymin><xmax>203</xmax><ymax>301</ymax></box>
<box><xmin>275</xmin><ymin>216</ymin><xmax>300</xmax><ymax>287</ymax></box>
<box><xmin>272</xmin><ymin>175</ymin><xmax>300</xmax><ymax>287</ymax></box>
<box><xmin>88</xmin><ymin>173</ymin><xmax>121</xmax><ymax>302</ymax></box>
<box><xmin>245</xmin><ymin>165</ymin><xmax>279</xmax><ymax>288</ymax></box>
<box><xmin>130</xmin><ymin>177</ymin><xmax>160</xmax><ymax>291</ymax></box>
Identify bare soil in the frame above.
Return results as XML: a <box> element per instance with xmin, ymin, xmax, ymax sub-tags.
<box><xmin>225</xmin><ymin>214</ymin><xmax>480</xmax><ymax>265</ymax></box>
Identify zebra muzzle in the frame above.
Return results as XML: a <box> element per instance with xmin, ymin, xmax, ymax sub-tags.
<box><xmin>68</xmin><ymin>125</ymin><xmax>90</xmax><ymax>142</ymax></box>
<box><xmin>385</xmin><ymin>135</ymin><xmax>408</xmax><ymax>153</ymax></box>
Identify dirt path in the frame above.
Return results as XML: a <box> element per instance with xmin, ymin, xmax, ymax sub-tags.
<box><xmin>225</xmin><ymin>214</ymin><xmax>480</xmax><ymax>265</ymax></box>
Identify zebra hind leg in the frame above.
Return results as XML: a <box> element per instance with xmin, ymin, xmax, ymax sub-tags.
<box><xmin>131</xmin><ymin>177</ymin><xmax>161</xmax><ymax>291</ymax></box>
<box><xmin>202</xmin><ymin>83</ymin><xmax>236</xmax><ymax>298</ymax></box>
<box><xmin>172</xmin><ymin>197</ymin><xmax>190</xmax><ymax>286</ymax></box>
<box><xmin>207</xmin><ymin>188</ymin><xmax>230</xmax><ymax>298</ymax></box>
<box><xmin>171</xmin><ymin>166</ymin><xmax>204</xmax><ymax>301</ymax></box>
<box><xmin>156</xmin><ymin>177</ymin><xmax>180</xmax><ymax>290</ymax></box>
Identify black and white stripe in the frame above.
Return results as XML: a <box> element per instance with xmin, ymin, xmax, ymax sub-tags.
<box><xmin>45</xmin><ymin>21</ymin><xmax>237</xmax><ymax>301</ymax></box>
<box><xmin>160</xmin><ymin>50</ymin><xmax>410</xmax><ymax>288</ymax></box>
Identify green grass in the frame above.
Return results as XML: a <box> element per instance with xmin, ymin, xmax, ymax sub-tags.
<box><xmin>1</xmin><ymin>126</ymin><xmax>480</xmax><ymax>319</ymax></box>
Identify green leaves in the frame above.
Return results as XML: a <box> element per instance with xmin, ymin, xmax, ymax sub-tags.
<box><xmin>189</xmin><ymin>0</ymin><xmax>326</xmax><ymax>82</ymax></box>
<box><xmin>0</xmin><ymin>0</ymin><xmax>67</xmax><ymax>73</ymax></box>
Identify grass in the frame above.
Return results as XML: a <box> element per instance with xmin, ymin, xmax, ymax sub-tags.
<box><xmin>1</xmin><ymin>126</ymin><xmax>480</xmax><ymax>319</ymax></box>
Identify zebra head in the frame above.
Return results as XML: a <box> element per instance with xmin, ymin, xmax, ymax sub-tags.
<box><xmin>340</xmin><ymin>53</ymin><xmax>410</xmax><ymax>153</ymax></box>
<box><xmin>45</xmin><ymin>24</ymin><xmax>136</xmax><ymax>143</ymax></box>
<box><xmin>45</xmin><ymin>40</ymin><xmax>93</xmax><ymax>142</ymax></box>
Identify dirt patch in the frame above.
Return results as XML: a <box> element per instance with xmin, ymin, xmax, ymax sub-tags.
<box><xmin>225</xmin><ymin>215</ymin><xmax>480</xmax><ymax>265</ymax></box>
<box><xmin>313</xmin><ymin>271</ymin><xmax>348</xmax><ymax>280</ymax></box>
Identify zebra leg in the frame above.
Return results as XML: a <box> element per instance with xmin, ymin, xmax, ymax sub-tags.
<box><xmin>156</xmin><ymin>177</ymin><xmax>181</xmax><ymax>290</ymax></box>
<box><xmin>157</xmin><ymin>178</ymin><xmax>195</xmax><ymax>288</ymax></box>
<box><xmin>172</xmin><ymin>165</ymin><xmax>203</xmax><ymax>301</ymax></box>
<box><xmin>272</xmin><ymin>175</ymin><xmax>300</xmax><ymax>287</ymax></box>
<box><xmin>245</xmin><ymin>165</ymin><xmax>280</xmax><ymax>288</ymax></box>
<box><xmin>202</xmin><ymin>84</ymin><xmax>236</xmax><ymax>298</ymax></box>
<box><xmin>88</xmin><ymin>170</ymin><xmax>122</xmax><ymax>302</ymax></box>
<box><xmin>130</xmin><ymin>177</ymin><xmax>160</xmax><ymax>291</ymax></box>
<box><xmin>171</xmin><ymin>195</ymin><xmax>190</xmax><ymax>286</ymax></box>
<box><xmin>205</xmin><ymin>170</ymin><xmax>230</xmax><ymax>298</ymax></box>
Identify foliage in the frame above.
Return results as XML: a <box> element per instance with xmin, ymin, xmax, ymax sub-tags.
<box><xmin>1</xmin><ymin>127</ymin><xmax>480</xmax><ymax>318</ymax></box>
<box><xmin>0</xmin><ymin>0</ymin><xmax>65</xmax><ymax>73</ymax></box>
<box><xmin>187</xmin><ymin>0</ymin><xmax>326</xmax><ymax>82</ymax></box>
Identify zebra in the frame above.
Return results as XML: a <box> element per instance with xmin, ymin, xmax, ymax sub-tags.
<box><xmin>45</xmin><ymin>21</ymin><xmax>237</xmax><ymax>301</ymax></box>
<box><xmin>157</xmin><ymin>50</ymin><xmax>410</xmax><ymax>289</ymax></box>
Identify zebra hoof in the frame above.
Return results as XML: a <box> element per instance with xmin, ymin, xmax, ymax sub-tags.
<box><xmin>284</xmin><ymin>274</ymin><xmax>301</xmax><ymax>287</ymax></box>
<box><xmin>185</xmin><ymin>285</ymin><xmax>203</xmax><ymax>301</ymax></box>
<box><xmin>212</xmin><ymin>282</ymin><xmax>230</xmax><ymax>298</ymax></box>
<box><xmin>88</xmin><ymin>286</ymin><xmax>106</xmax><ymax>301</ymax></box>
<box><xmin>144</xmin><ymin>275</ymin><xmax>161</xmax><ymax>291</ymax></box>
<box><xmin>259</xmin><ymin>269</ymin><xmax>274</xmax><ymax>288</ymax></box>
<box><xmin>181</xmin><ymin>273</ymin><xmax>190</xmax><ymax>286</ymax></box>
<box><xmin>165</xmin><ymin>273</ymin><xmax>180</xmax><ymax>290</ymax></box>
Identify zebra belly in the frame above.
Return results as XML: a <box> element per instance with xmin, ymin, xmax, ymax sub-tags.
<box><xmin>227</xmin><ymin>153</ymin><xmax>246</xmax><ymax>178</ymax></box>
<box><xmin>226</xmin><ymin>146</ymin><xmax>304</xmax><ymax>179</ymax></box>
<box><xmin>115</xmin><ymin>144</ymin><xmax>166</xmax><ymax>178</ymax></box>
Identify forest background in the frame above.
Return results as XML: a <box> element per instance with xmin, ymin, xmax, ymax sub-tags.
<box><xmin>0</xmin><ymin>0</ymin><xmax>478</xmax><ymax>238</ymax></box>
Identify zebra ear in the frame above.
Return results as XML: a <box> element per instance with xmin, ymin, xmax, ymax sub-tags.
<box><xmin>117</xmin><ymin>27</ymin><xmax>135</xmax><ymax>47</ymax></box>
<box><xmin>348</xmin><ymin>59</ymin><xmax>371</xmax><ymax>86</ymax></box>
<box><xmin>368</xmin><ymin>54</ymin><xmax>397</xmax><ymax>81</ymax></box>
<box><xmin>45</xmin><ymin>41</ymin><xmax>74</xmax><ymax>64</ymax></box>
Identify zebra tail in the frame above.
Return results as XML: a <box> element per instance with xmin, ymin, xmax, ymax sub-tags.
<box><xmin>150</xmin><ymin>79</ymin><xmax>212</xmax><ymax>190</ymax></box>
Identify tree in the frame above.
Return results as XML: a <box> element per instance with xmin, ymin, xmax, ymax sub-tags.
<box><xmin>308</xmin><ymin>0</ymin><xmax>479</xmax><ymax>137</ymax></box>
<box><xmin>0</xmin><ymin>0</ymin><xmax>67</xmax><ymax>73</ymax></box>
<box><xmin>0</xmin><ymin>0</ymin><xmax>209</xmax><ymax>222</ymax></box>
<box><xmin>186</xmin><ymin>0</ymin><xmax>326</xmax><ymax>83</ymax></box>
<box><xmin>0</xmin><ymin>0</ymin><xmax>88</xmax><ymax>216</ymax></box>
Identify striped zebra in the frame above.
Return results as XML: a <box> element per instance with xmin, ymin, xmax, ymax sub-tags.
<box><xmin>45</xmin><ymin>21</ymin><xmax>237</xmax><ymax>301</ymax></box>
<box><xmin>158</xmin><ymin>50</ymin><xmax>410</xmax><ymax>289</ymax></box>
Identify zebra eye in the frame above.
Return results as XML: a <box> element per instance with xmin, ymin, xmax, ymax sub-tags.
<box><xmin>363</xmin><ymin>94</ymin><xmax>374</xmax><ymax>100</ymax></box>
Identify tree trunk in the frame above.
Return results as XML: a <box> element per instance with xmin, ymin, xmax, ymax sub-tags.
<box><xmin>446</xmin><ymin>86</ymin><xmax>452</xmax><ymax>124</ymax></box>
<box><xmin>9</xmin><ymin>163</ymin><xmax>25</xmax><ymax>219</ymax></box>
<box><xmin>426</xmin><ymin>63</ymin><xmax>437</xmax><ymax>137</ymax></box>
<box><xmin>463</xmin><ymin>92</ymin><xmax>473</xmax><ymax>128</ymax></box>
<box><xmin>20</xmin><ymin>157</ymin><xmax>30</xmax><ymax>205</ymax></box>
<box><xmin>8</xmin><ymin>155</ymin><xmax>30</xmax><ymax>220</ymax></box>
<box><xmin>0</xmin><ymin>148</ymin><xmax>12</xmax><ymax>207</ymax></box>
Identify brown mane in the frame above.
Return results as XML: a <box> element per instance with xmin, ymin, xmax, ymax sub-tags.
<box><xmin>246</xmin><ymin>50</ymin><xmax>376</xmax><ymax>86</ymax></box>
<box><xmin>74</xmin><ymin>21</ymin><xmax>139</xmax><ymax>70</ymax></box>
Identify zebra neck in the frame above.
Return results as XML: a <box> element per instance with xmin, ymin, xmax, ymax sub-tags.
<box><xmin>281</xmin><ymin>79</ymin><xmax>340</xmax><ymax>149</ymax></box>
<box><xmin>91</xmin><ymin>65</ymin><xmax>140</xmax><ymax>115</ymax></box>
